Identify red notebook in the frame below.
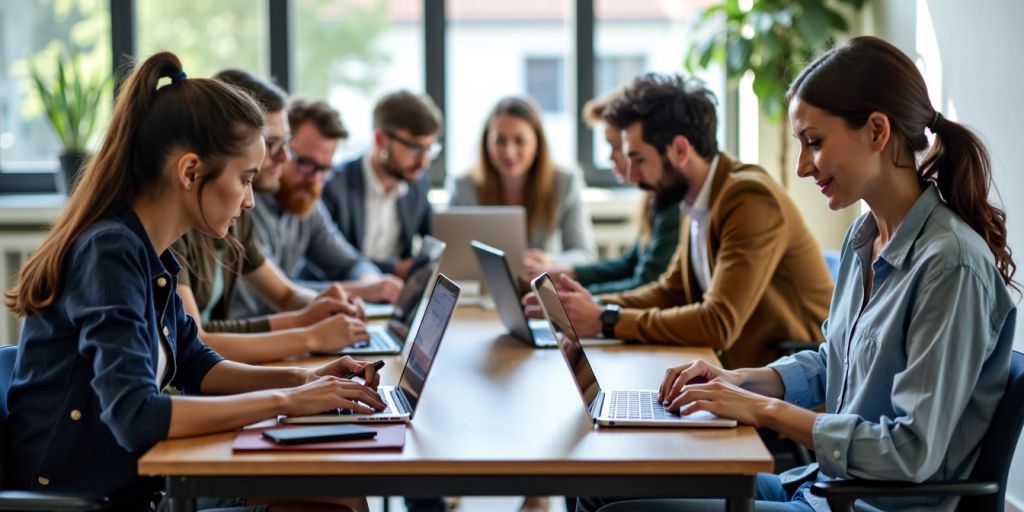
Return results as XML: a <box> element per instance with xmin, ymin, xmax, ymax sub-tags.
<box><xmin>232</xmin><ymin>423</ymin><xmax>406</xmax><ymax>452</ymax></box>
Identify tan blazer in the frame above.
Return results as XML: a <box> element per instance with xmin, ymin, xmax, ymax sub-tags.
<box><xmin>601</xmin><ymin>153</ymin><xmax>833</xmax><ymax>369</ymax></box>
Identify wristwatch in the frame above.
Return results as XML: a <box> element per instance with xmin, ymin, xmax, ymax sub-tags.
<box><xmin>600</xmin><ymin>304</ymin><xmax>621</xmax><ymax>338</ymax></box>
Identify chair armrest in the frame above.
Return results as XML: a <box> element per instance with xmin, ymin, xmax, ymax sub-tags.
<box><xmin>773</xmin><ymin>340</ymin><xmax>820</xmax><ymax>356</ymax></box>
<box><xmin>0</xmin><ymin>490</ymin><xmax>110</xmax><ymax>511</ymax></box>
<box><xmin>810</xmin><ymin>479</ymin><xmax>999</xmax><ymax>499</ymax></box>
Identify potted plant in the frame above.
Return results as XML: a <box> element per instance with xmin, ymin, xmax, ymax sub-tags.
<box><xmin>685</xmin><ymin>0</ymin><xmax>867</xmax><ymax>187</ymax></box>
<box><xmin>29</xmin><ymin>52</ymin><xmax>111</xmax><ymax>195</ymax></box>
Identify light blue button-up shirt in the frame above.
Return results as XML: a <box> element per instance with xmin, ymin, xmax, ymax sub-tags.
<box><xmin>768</xmin><ymin>186</ymin><xmax>1016</xmax><ymax>511</ymax></box>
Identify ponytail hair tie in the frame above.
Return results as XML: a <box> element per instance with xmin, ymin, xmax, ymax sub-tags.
<box><xmin>928</xmin><ymin>111</ymin><xmax>943</xmax><ymax>133</ymax></box>
<box><xmin>171</xmin><ymin>70</ymin><xmax>188</xmax><ymax>84</ymax></box>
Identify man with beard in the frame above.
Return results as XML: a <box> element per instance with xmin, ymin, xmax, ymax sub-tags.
<box><xmin>525</xmin><ymin>73</ymin><xmax>833</xmax><ymax>369</ymax></box>
<box><xmin>321</xmin><ymin>91</ymin><xmax>442</xmax><ymax>278</ymax></box>
<box><xmin>235</xmin><ymin>98</ymin><xmax>403</xmax><ymax>319</ymax></box>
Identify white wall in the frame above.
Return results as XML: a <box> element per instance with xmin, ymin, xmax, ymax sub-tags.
<box><xmin>870</xmin><ymin>0</ymin><xmax>1024</xmax><ymax>507</ymax></box>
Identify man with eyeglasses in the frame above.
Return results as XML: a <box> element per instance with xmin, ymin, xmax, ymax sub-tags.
<box><xmin>236</xmin><ymin>98</ymin><xmax>404</xmax><ymax>320</ymax></box>
<box><xmin>321</xmin><ymin>91</ymin><xmax>443</xmax><ymax>278</ymax></box>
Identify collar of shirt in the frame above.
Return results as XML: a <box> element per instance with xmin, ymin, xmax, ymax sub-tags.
<box><xmin>115</xmin><ymin>207</ymin><xmax>182</xmax><ymax>280</ymax></box>
<box><xmin>680</xmin><ymin>153</ymin><xmax>720</xmax><ymax>221</ymax></box>
<box><xmin>851</xmin><ymin>185</ymin><xmax>941</xmax><ymax>271</ymax></box>
<box><xmin>362</xmin><ymin>152</ymin><xmax>409</xmax><ymax>201</ymax></box>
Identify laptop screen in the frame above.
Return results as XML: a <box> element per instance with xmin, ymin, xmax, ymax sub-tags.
<box><xmin>531</xmin><ymin>273</ymin><xmax>601</xmax><ymax>409</ymax></box>
<box><xmin>397</xmin><ymin>274</ymin><xmax>460</xmax><ymax>415</ymax></box>
<box><xmin>470</xmin><ymin>241</ymin><xmax>533</xmax><ymax>342</ymax></box>
<box><xmin>387</xmin><ymin>236</ymin><xmax>446</xmax><ymax>341</ymax></box>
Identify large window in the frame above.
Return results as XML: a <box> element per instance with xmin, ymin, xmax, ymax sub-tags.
<box><xmin>0</xmin><ymin>0</ymin><xmax>110</xmax><ymax>175</ymax></box>
<box><xmin>294</xmin><ymin>0</ymin><xmax>424</xmax><ymax>164</ymax></box>
<box><xmin>591</xmin><ymin>0</ymin><xmax>724</xmax><ymax>179</ymax></box>
<box><xmin>136</xmin><ymin>1</ymin><xmax>268</xmax><ymax>79</ymax></box>
<box><xmin>446</xmin><ymin>0</ymin><xmax>573</xmax><ymax>178</ymax></box>
<box><xmin>2</xmin><ymin>0</ymin><xmax>737</xmax><ymax>193</ymax></box>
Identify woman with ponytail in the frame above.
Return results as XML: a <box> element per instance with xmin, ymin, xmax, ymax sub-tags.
<box><xmin>4</xmin><ymin>52</ymin><xmax>382</xmax><ymax>511</ymax></box>
<box><xmin>579</xmin><ymin>36</ymin><xmax>1017</xmax><ymax>512</ymax></box>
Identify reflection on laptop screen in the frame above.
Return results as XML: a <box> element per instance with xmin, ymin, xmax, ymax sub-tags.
<box><xmin>398</xmin><ymin>275</ymin><xmax>459</xmax><ymax>413</ymax></box>
<box><xmin>387</xmin><ymin>237</ymin><xmax>446</xmax><ymax>341</ymax></box>
<box><xmin>532</xmin><ymin>274</ymin><xmax>601</xmax><ymax>408</ymax></box>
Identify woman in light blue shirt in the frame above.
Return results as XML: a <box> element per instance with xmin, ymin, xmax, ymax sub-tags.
<box><xmin>580</xmin><ymin>36</ymin><xmax>1017</xmax><ymax>512</ymax></box>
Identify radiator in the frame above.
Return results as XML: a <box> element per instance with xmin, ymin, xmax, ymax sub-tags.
<box><xmin>1</xmin><ymin>233</ymin><xmax>45</xmax><ymax>345</ymax></box>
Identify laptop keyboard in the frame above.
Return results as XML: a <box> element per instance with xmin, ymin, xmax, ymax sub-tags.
<box><xmin>318</xmin><ymin>389</ymin><xmax>394</xmax><ymax>416</ymax></box>
<box><xmin>349</xmin><ymin>330</ymin><xmax>395</xmax><ymax>350</ymax></box>
<box><xmin>608</xmin><ymin>390</ymin><xmax>675</xmax><ymax>420</ymax></box>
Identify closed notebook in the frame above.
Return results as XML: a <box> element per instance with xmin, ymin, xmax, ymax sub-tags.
<box><xmin>233</xmin><ymin>423</ymin><xmax>406</xmax><ymax>452</ymax></box>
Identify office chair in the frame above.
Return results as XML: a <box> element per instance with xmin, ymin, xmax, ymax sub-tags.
<box><xmin>811</xmin><ymin>350</ymin><xmax>1024</xmax><ymax>512</ymax></box>
<box><xmin>0</xmin><ymin>344</ymin><xmax>109</xmax><ymax>511</ymax></box>
<box><xmin>769</xmin><ymin>249</ymin><xmax>842</xmax><ymax>468</ymax></box>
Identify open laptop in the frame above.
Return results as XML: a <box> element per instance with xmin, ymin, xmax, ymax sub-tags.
<box><xmin>531</xmin><ymin>273</ymin><xmax>737</xmax><ymax>428</ymax></box>
<box><xmin>282</xmin><ymin>274</ymin><xmax>460</xmax><ymax>424</ymax></box>
<box><xmin>335</xmin><ymin>235</ymin><xmax>446</xmax><ymax>355</ymax></box>
<box><xmin>470</xmin><ymin>240</ymin><xmax>558</xmax><ymax>347</ymax></box>
<box><xmin>433</xmin><ymin>206</ymin><xmax>527</xmax><ymax>299</ymax></box>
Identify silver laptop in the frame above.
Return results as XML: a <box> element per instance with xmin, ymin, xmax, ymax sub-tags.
<box><xmin>335</xmin><ymin>236</ymin><xmax>446</xmax><ymax>355</ymax></box>
<box><xmin>282</xmin><ymin>274</ymin><xmax>460</xmax><ymax>424</ymax></box>
<box><xmin>433</xmin><ymin>206</ymin><xmax>527</xmax><ymax>297</ymax></box>
<box><xmin>531</xmin><ymin>273</ymin><xmax>737</xmax><ymax>428</ymax></box>
<box><xmin>471</xmin><ymin>240</ymin><xmax>558</xmax><ymax>347</ymax></box>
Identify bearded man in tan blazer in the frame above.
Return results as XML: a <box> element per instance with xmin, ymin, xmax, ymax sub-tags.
<box><xmin>527</xmin><ymin>74</ymin><xmax>832</xmax><ymax>369</ymax></box>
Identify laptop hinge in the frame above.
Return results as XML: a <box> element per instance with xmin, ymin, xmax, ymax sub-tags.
<box><xmin>395</xmin><ymin>388</ymin><xmax>414</xmax><ymax>416</ymax></box>
<box><xmin>589</xmin><ymin>391</ymin><xmax>604</xmax><ymax>421</ymax></box>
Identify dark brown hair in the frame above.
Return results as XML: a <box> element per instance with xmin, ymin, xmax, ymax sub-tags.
<box><xmin>288</xmin><ymin>97</ymin><xmax>348</xmax><ymax>139</ymax></box>
<box><xmin>788</xmin><ymin>36</ymin><xmax>1016</xmax><ymax>290</ymax></box>
<box><xmin>6</xmin><ymin>52</ymin><xmax>265</xmax><ymax>317</ymax></box>
<box><xmin>603</xmin><ymin>73</ymin><xmax>719</xmax><ymax>160</ymax></box>
<box><xmin>473</xmin><ymin>96</ymin><xmax>557</xmax><ymax>239</ymax></box>
<box><xmin>214</xmin><ymin>69</ymin><xmax>287</xmax><ymax>113</ymax></box>
<box><xmin>373</xmin><ymin>90</ymin><xmax>443</xmax><ymax>137</ymax></box>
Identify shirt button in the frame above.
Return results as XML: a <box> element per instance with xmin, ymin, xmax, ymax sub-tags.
<box><xmin>162</xmin><ymin>326</ymin><xmax>170</xmax><ymax>337</ymax></box>
<box><xmin>833</xmin><ymin>450</ymin><xmax>842</xmax><ymax>460</ymax></box>
<box><xmin>70</xmin><ymin>409</ymin><xmax>82</xmax><ymax>421</ymax></box>
<box><xmin>156</xmin><ymin>277</ymin><xmax>168</xmax><ymax>288</ymax></box>
<box><xmin>37</xmin><ymin>476</ymin><xmax>50</xmax><ymax>486</ymax></box>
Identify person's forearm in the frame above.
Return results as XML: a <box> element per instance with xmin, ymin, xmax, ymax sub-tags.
<box><xmin>736</xmin><ymin>366</ymin><xmax>786</xmax><ymax>399</ymax></box>
<box><xmin>758</xmin><ymin>399</ymin><xmax>819</xmax><ymax>449</ymax></box>
<box><xmin>200</xmin><ymin>329</ymin><xmax>316</xmax><ymax>364</ymax></box>
<box><xmin>200</xmin><ymin>359</ymin><xmax>308</xmax><ymax>395</ymax></box>
<box><xmin>168</xmin><ymin>390</ymin><xmax>289</xmax><ymax>438</ymax></box>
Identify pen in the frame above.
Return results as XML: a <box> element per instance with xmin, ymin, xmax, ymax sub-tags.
<box><xmin>342</xmin><ymin>359</ymin><xmax>385</xmax><ymax>379</ymax></box>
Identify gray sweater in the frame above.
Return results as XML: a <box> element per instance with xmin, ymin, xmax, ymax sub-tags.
<box><xmin>448</xmin><ymin>169</ymin><xmax>596</xmax><ymax>264</ymax></box>
<box><xmin>229</xmin><ymin>192</ymin><xmax>379</xmax><ymax>318</ymax></box>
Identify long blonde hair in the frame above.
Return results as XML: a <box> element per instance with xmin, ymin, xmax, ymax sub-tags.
<box><xmin>5</xmin><ymin>52</ymin><xmax>265</xmax><ymax>317</ymax></box>
<box><xmin>473</xmin><ymin>97</ymin><xmax>558</xmax><ymax>239</ymax></box>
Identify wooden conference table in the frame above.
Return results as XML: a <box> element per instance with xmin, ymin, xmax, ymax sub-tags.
<box><xmin>139</xmin><ymin>307</ymin><xmax>772</xmax><ymax>512</ymax></box>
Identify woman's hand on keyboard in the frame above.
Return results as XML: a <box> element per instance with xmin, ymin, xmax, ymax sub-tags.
<box><xmin>311</xmin><ymin>355</ymin><xmax>382</xmax><ymax>389</ymax></box>
<box><xmin>659</xmin><ymin>359</ymin><xmax>741</xmax><ymax>406</ymax></box>
<box><xmin>304</xmin><ymin>314</ymin><xmax>370</xmax><ymax>353</ymax></box>
<box><xmin>283</xmin><ymin>375</ymin><xmax>386</xmax><ymax>416</ymax></box>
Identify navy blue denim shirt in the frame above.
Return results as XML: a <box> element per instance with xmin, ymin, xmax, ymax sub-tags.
<box><xmin>6</xmin><ymin>209</ymin><xmax>224</xmax><ymax>501</ymax></box>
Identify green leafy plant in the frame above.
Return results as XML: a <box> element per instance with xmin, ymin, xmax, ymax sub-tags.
<box><xmin>29</xmin><ymin>51</ymin><xmax>112</xmax><ymax>155</ymax></box>
<box><xmin>685</xmin><ymin>0</ymin><xmax>867</xmax><ymax>185</ymax></box>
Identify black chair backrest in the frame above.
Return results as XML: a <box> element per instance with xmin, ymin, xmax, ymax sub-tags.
<box><xmin>960</xmin><ymin>350</ymin><xmax>1024</xmax><ymax>511</ymax></box>
<box><xmin>0</xmin><ymin>344</ymin><xmax>17</xmax><ymax>488</ymax></box>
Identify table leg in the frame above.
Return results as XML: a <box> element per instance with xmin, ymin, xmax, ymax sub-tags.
<box><xmin>726</xmin><ymin>496</ymin><xmax>754</xmax><ymax>512</ymax></box>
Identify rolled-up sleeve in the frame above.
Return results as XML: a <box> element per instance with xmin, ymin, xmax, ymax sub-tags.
<box><xmin>768</xmin><ymin>343</ymin><xmax>828</xmax><ymax>409</ymax></box>
<box><xmin>812</xmin><ymin>264</ymin><xmax>997</xmax><ymax>481</ymax></box>
<box><xmin>65</xmin><ymin>231</ymin><xmax>171</xmax><ymax>453</ymax></box>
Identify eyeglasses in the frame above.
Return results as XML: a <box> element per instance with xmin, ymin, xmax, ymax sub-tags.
<box><xmin>386</xmin><ymin>130</ymin><xmax>442</xmax><ymax>161</ymax></box>
<box><xmin>265</xmin><ymin>135</ymin><xmax>291</xmax><ymax>160</ymax></box>
<box><xmin>286</xmin><ymin>145</ymin><xmax>333</xmax><ymax>176</ymax></box>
